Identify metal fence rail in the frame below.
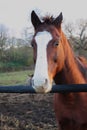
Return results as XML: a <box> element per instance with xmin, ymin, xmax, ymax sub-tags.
<box><xmin>0</xmin><ymin>84</ymin><xmax>87</xmax><ymax>93</ymax></box>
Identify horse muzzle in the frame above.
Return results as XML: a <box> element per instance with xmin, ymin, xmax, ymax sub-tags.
<box><xmin>31</xmin><ymin>77</ymin><xmax>52</xmax><ymax>93</ymax></box>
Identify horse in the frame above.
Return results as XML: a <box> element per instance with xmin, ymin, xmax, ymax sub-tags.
<box><xmin>31</xmin><ymin>10</ymin><xmax>87</xmax><ymax>130</ymax></box>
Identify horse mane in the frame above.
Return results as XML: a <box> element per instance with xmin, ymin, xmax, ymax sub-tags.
<box><xmin>75</xmin><ymin>56</ymin><xmax>87</xmax><ymax>79</ymax></box>
<box><xmin>78</xmin><ymin>56</ymin><xmax>87</xmax><ymax>67</ymax></box>
<box><xmin>68</xmin><ymin>39</ymin><xmax>87</xmax><ymax>78</ymax></box>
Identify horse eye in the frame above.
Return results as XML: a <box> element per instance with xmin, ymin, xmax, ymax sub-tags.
<box><xmin>54</xmin><ymin>41</ymin><xmax>59</xmax><ymax>46</ymax></box>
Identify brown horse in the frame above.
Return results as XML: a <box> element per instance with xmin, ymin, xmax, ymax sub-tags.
<box><xmin>31</xmin><ymin>10</ymin><xmax>87</xmax><ymax>130</ymax></box>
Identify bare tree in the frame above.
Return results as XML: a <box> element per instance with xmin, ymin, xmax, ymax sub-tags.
<box><xmin>21</xmin><ymin>27</ymin><xmax>33</xmax><ymax>47</ymax></box>
<box><xmin>0</xmin><ymin>24</ymin><xmax>8</xmax><ymax>60</ymax></box>
<box><xmin>64</xmin><ymin>19</ymin><xmax>87</xmax><ymax>50</ymax></box>
<box><xmin>76</xmin><ymin>19</ymin><xmax>87</xmax><ymax>50</ymax></box>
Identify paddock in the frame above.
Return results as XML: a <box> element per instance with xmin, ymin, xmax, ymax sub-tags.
<box><xmin>0</xmin><ymin>90</ymin><xmax>57</xmax><ymax>130</ymax></box>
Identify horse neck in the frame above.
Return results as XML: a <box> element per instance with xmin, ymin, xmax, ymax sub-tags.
<box><xmin>54</xmin><ymin>32</ymin><xmax>86</xmax><ymax>84</ymax></box>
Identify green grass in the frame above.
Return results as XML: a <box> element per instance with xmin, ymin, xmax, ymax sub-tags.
<box><xmin>0</xmin><ymin>70</ymin><xmax>33</xmax><ymax>86</ymax></box>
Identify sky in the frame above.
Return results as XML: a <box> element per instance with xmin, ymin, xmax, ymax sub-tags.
<box><xmin>0</xmin><ymin>0</ymin><xmax>87</xmax><ymax>38</ymax></box>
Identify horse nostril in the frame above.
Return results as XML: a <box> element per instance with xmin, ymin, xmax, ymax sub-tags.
<box><xmin>45</xmin><ymin>78</ymin><xmax>48</xmax><ymax>84</ymax></box>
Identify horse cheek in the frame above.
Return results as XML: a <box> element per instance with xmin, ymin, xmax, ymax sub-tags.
<box><xmin>56</xmin><ymin>46</ymin><xmax>65</xmax><ymax>72</ymax></box>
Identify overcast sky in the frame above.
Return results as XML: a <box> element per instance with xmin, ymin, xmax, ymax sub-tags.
<box><xmin>0</xmin><ymin>0</ymin><xmax>87</xmax><ymax>38</ymax></box>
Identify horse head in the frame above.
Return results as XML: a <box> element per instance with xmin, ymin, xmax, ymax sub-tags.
<box><xmin>31</xmin><ymin>11</ymin><xmax>65</xmax><ymax>93</ymax></box>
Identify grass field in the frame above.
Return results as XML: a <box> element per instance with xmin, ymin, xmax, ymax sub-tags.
<box><xmin>0</xmin><ymin>70</ymin><xmax>33</xmax><ymax>85</ymax></box>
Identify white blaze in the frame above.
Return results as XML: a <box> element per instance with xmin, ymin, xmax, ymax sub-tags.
<box><xmin>32</xmin><ymin>31</ymin><xmax>52</xmax><ymax>93</ymax></box>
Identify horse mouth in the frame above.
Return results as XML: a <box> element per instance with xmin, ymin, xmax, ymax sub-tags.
<box><xmin>32</xmin><ymin>79</ymin><xmax>53</xmax><ymax>93</ymax></box>
<box><xmin>33</xmin><ymin>85</ymin><xmax>52</xmax><ymax>93</ymax></box>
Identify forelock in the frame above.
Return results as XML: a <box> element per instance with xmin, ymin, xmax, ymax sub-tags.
<box><xmin>42</xmin><ymin>15</ymin><xmax>55</xmax><ymax>24</ymax></box>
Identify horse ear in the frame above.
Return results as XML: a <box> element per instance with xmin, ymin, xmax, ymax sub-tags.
<box><xmin>53</xmin><ymin>12</ymin><xmax>63</xmax><ymax>28</ymax></box>
<box><xmin>31</xmin><ymin>10</ymin><xmax>41</xmax><ymax>30</ymax></box>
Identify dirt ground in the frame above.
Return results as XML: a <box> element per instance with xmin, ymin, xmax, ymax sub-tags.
<box><xmin>0</xmin><ymin>93</ymin><xmax>58</xmax><ymax>130</ymax></box>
